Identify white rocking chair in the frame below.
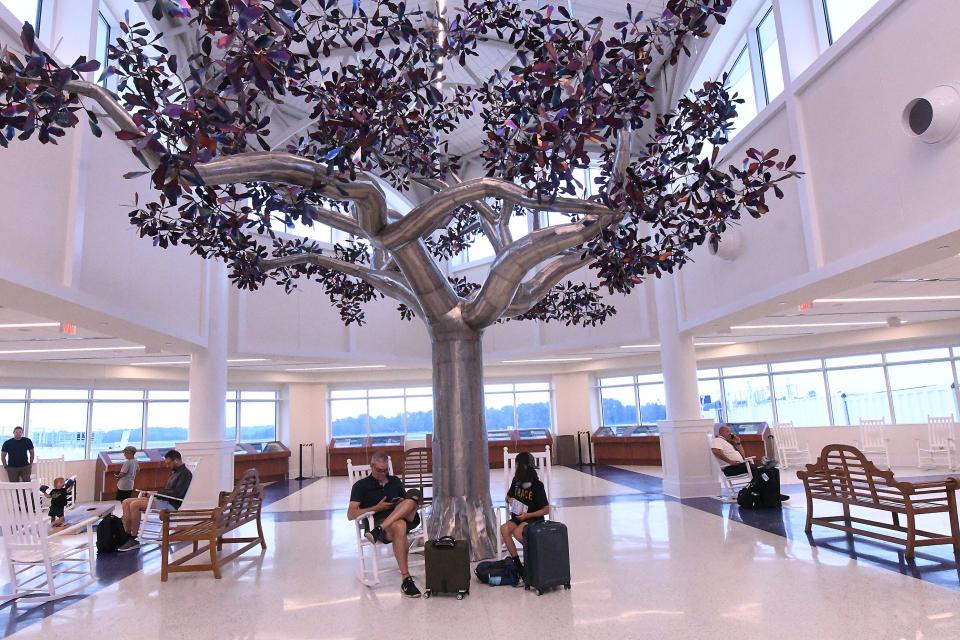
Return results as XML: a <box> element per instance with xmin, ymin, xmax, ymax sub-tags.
<box><xmin>0</xmin><ymin>480</ymin><xmax>97</xmax><ymax>603</ymax></box>
<box><xmin>708</xmin><ymin>433</ymin><xmax>754</xmax><ymax>502</ymax></box>
<box><xmin>347</xmin><ymin>457</ymin><xmax>426</xmax><ymax>587</ymax></box>
<box><xmin>771</xmin><ymin>422</ymin><xmax>811</xmax><ymax>470</ymax></box>
<box><xmin>857</xmin><ymin>419</ymin><xmax>891</xmax><ymax>469</ymax></box>
<box><xmin>917</xmin><ymin>415</ymin><xmax>958</xmax><ymax>471</ymax></box>
<box><xmin>136</xmin><ymin>460</ymin><xmax>200</xmax><ymax>546</ymax></box>
<box><xmin>494</xmin><ymin>447</ymin><xmax>560</xmax><ymax>560</ymax></box>
<box><xmin>32</xmin><ymin>456</ymin><xmax>78</xmax><ymax>512</ymax></box>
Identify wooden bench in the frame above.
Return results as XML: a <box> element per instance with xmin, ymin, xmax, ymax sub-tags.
<box><xmin>159</xmin><ymin>469</ymin><xmax>265</xmax><ymax>581</ymax></box>
<box><xmin>798</xmin><ymin>444</ymin><xmax>960</xmax><ymax>557</ymax></box>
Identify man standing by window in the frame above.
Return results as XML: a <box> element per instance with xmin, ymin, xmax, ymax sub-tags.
<box><xmin>1</xmin><ymin>426</ymin><xmax>35</xmax><ymax>482</ymax></box>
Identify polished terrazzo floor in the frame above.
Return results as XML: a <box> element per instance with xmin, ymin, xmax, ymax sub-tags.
<box><xmin>1</xmin><ymin>465</ymin><xmax>958</xmax><ymax>639</ymax></box>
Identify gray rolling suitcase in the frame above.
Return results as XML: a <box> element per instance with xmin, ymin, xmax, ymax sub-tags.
<box><xmin>524</xmin><ymin>520</ymin><xmax>571</xmax><ymax>595</ymax></box>
<box><xmin>424</xmin><ymin>536</ymin><xmax>470</xmax><ymax>599</ymax></box>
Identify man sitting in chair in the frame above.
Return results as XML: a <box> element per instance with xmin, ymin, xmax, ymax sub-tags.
<box><xmin>711</xmin><ymin>426</ymin><xmax>788</xmax><ymax>502</ymax></box>
<box><xmin>118</xmin><ymin>449</ymin><xmax>193</xmax><ymax>551</ymax></box>
<box><xmin>347</xmin><ymin>451</ymin><xmax>423</xmax><ymax>598</ymax></box>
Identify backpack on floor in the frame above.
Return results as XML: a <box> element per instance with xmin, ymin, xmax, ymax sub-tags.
<box><xmin>737</xmin><ymin>467</ymin><xmax>781</xmax><ymax>509</ymax></box>
<box><xmin>97</xmin><ymin>513</ymin><xmax>129</xmax><ymax>554</ymax></box>
<box><xmin>475</xmin><ymin>558</ymin><xmax>520</xmax><ymax>586</ymax></box>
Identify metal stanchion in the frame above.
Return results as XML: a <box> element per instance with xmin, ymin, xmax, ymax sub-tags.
<box><xmin>576</xmin><ymin>430</ymin><xmax>595</xmax><ymax>467</ymax></box>
<box><xmin>295</xmin><ymin>443</ymin><xmax>317</xmax><ymax>480</ymax></box>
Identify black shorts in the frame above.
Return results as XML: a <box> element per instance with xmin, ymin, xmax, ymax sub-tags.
<box><xmin>366</xmin><ymin>509</ymin><xmax>421</xmax><ymax>535</ymax></box>
<box><xmin>116</xmin><ymin>489</ymin><xmax>134</xmax><ymax>502</ymax></box>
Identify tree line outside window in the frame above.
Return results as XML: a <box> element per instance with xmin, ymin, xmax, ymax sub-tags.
<box><xmin>599</xmin><ymin>347</ymin><xmax>960</xmax><ymax>430</ymax></box>
<box><xmin>330</xmin><ymin>382</ymin><xmax>552</xmax><ymax>439</ymax></box>
<box><xmin>0</xmin><ymin>388</ymin><xmax>278</xmax><ymax>461</ymax></box>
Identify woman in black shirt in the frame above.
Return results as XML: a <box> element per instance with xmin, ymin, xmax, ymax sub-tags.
<box><xmin>500</xmin><ymin>452</ymin><xmax>550</xmax><ymax>577</ymax></box>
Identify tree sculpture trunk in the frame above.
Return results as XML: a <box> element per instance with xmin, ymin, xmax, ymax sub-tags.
<box><xmin>427</xmin><ymin>319</ymin><xmax>499</xmax><ymax>560</ymax></box>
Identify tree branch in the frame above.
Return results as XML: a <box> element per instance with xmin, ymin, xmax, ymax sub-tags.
<box><xmin>504</xmin><ymin>251</ymin><xmax>587</xmax><ymax>318</ymax></box>
<box><xmin>260</xmin><ymin>253</ymin><xmax>421</xmax><ymax>313</ymax></box>
<box><xmin>299</xmin><ymin>204</ymin><xmax>365</xmax><ymax>238</ymax></box>
<box><xmin>463</xmin><ymin>206</ymin><xmax>622</xmax><ymax>328</ymax></box>
<box><xmin>376</xmin><ymin>177</ymin><xmax>612</xmax><ymax>249</ymax></box>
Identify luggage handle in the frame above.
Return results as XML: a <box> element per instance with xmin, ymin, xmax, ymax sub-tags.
<box><xmin>433</xmin><ymin>535</ymin><xmax>457</xmax><ymax>548</ymax></box>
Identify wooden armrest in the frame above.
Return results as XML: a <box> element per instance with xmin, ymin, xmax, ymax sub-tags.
<box><xmin>50</xmin><ymin>516</ymin><xmax>99</xmax><ymax>538</ymax></box>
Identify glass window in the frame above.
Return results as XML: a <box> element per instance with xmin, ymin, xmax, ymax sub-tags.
<box><xmin>239</xmin><ymin>400</ymin><xmax>277</xmax><ymax>442</ymax></box>
<box><xmin>772</xmin><ymin>371</ymin><xmax>830</xmax><ymax>426</ymax></box>
<box><xmin>95</xmin><ymin>12</ymin><xmax>110</xmax><ymax>87</ymax></box>
<box><xmin>368</xmin><ymin>388</ymin><xmax>404</xmax><ymax>398</ymax></box>
<box><xmin>725</xmin><ymin>45</ymin><xmax>758</xmax><ymax>135</ymax></box>
<box><xmin>887</xmin><ymin>362</ymin><xmax>956</xmax><ymax>423</ymax></box>
<box><xmin>636</xmin><ymin>374</ymin><xmax>663</xmax><ymax>384</ymax></box>
<box><xmin>822</xmin><ymin>0</ymin><xmax>879</xmax><ymax>44</ymax></box>
<box><xmin>93</xmin><ymin>389</ymin><xmax>144</xmax><ymax>400</ymax></box>
<box><xmin>827</xmin><ymin>367</ymin><xmax>890</xmax><ymax>425</ymax></box>
<box><xmin>770</xmin><ymin>359</ymin><xmax>822</xmax><ymax>373</ymax></box>
<box><xmin>30</xmin><ymin>389</ymin><xmax>88</xmax><ymax>400</ymax></box>
<box><xmin>0</xmin><ymin>389</ymin><xmax>26</xmax><ymax>400</ymax></box>
<box><xmin>368</xmin><ymin>397</ymin><xmax>404</xmax><ymax>436</ymax></box>
<box><xmin>698</xmin><ymin>379</ymin><xmax>723</xmax><ymax>422</ymax></box>
<box><xmin>226</xmin><ymin>398</ymin><xmax>237</xmax><ymax>441</ymax></box>
<box><xmin>331</xmin><ymin>389</ymin><xmax>366</xmax><ymax>399</ymax></box>
<box><xmin>484</xmin><ymin>392</ymin><xmax>516</xmax><ymax>429</ymax></box>
<box><xmin>515</xmin><ymin>391</ymin><xmax>551</xmax><ymax>429</ymax></box>
<box><xmin>149</xmin><ymin>390</ymin><xmax>190</xmax><ymax>400</ymax></box>
<box><xmin>330</xmin><ymin>398</ymin><xmax>368</xmax><ymax>438</ymax></box>
<box><xmin>599</xmin><ymin>376</ymin><xmax>634</xmax><ymax>387</ymax></box>
<box><xmin>405</xmin><ymin>386</ymin><xmax>432</xmax><ymax>396</ymax></box>
<box><xmin>404</xmin><ymin>395</ymin><xmax>434</xmax><ymax>436</ymax></box>
<box><xmin>885</xmin><ymin>348</ymin><xmax>951</xmax><ymax>364</ymax></box>
<box><xmin>755</xmin><ymin>7</ymin><xmax>783</xmax><ymax>103</ymax></box>
<box><xmin>0</xmin><ymin>401</ymin><xmax>26</xmax><ymax>440</ymax></box>
<box><xmin>91</xmin><ymin>401</ymin><xmax>143</xmax><ymax>452</ymax></box>
<box><xmin>724</xmin><ymin>375</ymin><xmax>773</xmax><ymax>424</ymax></box>
<box><xmin>515</xmin><ymin>382</ymin><xmax>550</xmax><ymax>392</ymax></box>
<box><xmin>722</xmin><ymin>364</ymin><xmax>767</xmax><ymax>377</ymax></box>
<box><xmin>3</xmin><ymin>0</ymin><xmax>41</xmax><ymax>26</ymax></box>
<box><xmin>826</xmin><ymin>354</ymin><xmax>882</xmax><ymax>368</ymax></box>
<box><xmin>599</xmin><ymin>386</ymin><xmax>637</xmax><ymax>426</ymax></box>
<box><xmin>241</xmin><ymin>391</ymin><xmax>277</xmax><ymax>401</ymax></box>
<box><xmin>28</xmin><ymin>402</ymin><xmax>88</xmax><ymax>461</ymax></box>
<box><xmin>697</xmin><ymin>369</ymin><xmax>720</xmax><ymax>380</ymax></box>
<box><xmin>637</xmin><ymin>383</ymin><xmax>666</xmax><ymax>424</ymax></box>
<box><xmin>146</xmin><ymin>400</ymin><xmax>189</xmax><ymax>449</ymax></box>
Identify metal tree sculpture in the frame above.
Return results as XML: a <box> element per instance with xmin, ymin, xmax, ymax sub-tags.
<box><xmin>0</xmin><ymin>0</ymin><xmax>799</xmax><ymax>558</ymax></box>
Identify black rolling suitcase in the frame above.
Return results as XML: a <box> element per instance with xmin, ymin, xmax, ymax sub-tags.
<box><xmin>523</xmin><ymin>520</ymin><xmax>571</xmax><ymax>595</ymax></box>
<box><xmin>424</xmin><ymin>536</ymin><xmax>470</xmax><ymax>599</ymax></box>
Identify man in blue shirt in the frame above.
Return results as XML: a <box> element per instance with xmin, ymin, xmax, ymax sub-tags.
<box><xmin>1</xmin><ymin>427</ymin><xmax>35</xmax><ymax>482</ymax></box>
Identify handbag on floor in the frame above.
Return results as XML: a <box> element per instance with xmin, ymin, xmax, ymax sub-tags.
<box><xmin>475</xmin><ymin>558</ymin><xmax>520</xmax><ymax>586</ymax></box>
<box><xmin>96</xmin><ymin>514</ymin><xmax>129</xmax><ymax>554</ymax></box>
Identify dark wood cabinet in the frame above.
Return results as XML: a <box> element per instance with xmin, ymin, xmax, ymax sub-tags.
<box><xmin>233</xmin><ymin>442</ymin><xmax>291</xmax><ymax>483</ymax></box>
<box><xmin>95</xmin><ymin>442</ymin><xmax>291</xmax><ymax>500</ymax></box>
<box><xmin>592</xmin><ymin>426</ymin><xmax>661</xmax><ymax>465</ymax></box>
<box><xmin>327</xmin><ymin>436</ymin><xmax>406</xmax><ymax>476</ymax></box>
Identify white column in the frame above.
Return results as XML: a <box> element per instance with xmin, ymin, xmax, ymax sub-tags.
<box><xmin>654</xmin><ymin>277</ymin><xmax>718</xmax><ymax>498</ymax></box>
<box><xmin>177</xmin><ymin>261</ymin><xmax>234</xmax><ymax>507</ymax></box>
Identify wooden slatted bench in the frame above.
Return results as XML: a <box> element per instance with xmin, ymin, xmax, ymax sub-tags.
<box><xmin>159</xmin><ymin>469</ymin><xmax>266</xmax><ymax>581</ymax></box>
<box><xmin>798</xmin><ymin>444</ymin><xmax>960</xmax><ymax>557</ymax></box>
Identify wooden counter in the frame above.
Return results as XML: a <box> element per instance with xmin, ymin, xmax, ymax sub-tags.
<box><xmin>327</xmin><ymin>436</ymin><xmax>406</xmax><ymax>476</ymax></box>
<box><xmin>233</xmin><ymin>442</ymin><xmax>291</xmax><ymax>483</ymax></box>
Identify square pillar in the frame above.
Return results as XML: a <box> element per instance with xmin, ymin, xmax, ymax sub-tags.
<box><xmin>657</xmin><ymin>418</ymin><xmax>719</xmax><ymax>498</ymax></box>
<box><xmin>175</xmin><ymin>440</ymin><xmax>235</xmax><ymax>508</ymax></box>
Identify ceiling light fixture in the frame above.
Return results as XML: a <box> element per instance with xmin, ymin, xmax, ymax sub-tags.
<box><xmin>0</xmin><ymin>322</ymin><xmax>61</xmax><ymax>329</ymax></box>
<box><xmin>0</xmin><ymin>345</ymin><xmax>145</xmax><ymax>355</ymax></box>
<box><xmin>814</xmin><ymin>295</ymin><xmax>960</xmax><ymax>303</ymax></box>
<box><xmin>130</xmin><ymin>358</ymin><xmax>269</xmax><ymax>366</ymax></box>
<box><xmin>695</xmin><ymin>341</ymin><xmax>737</xmax><ymax>346</ymax></box>
<box><xmin>730</xmin><ymin>321</ymin><xmax>888</xmax><ymax>330</ymax></box>
<box><xmin>620</xmin><ymin>344</ymin><xmax>660</xmax><ymax>349</ymax></box>
<box><xmin>285</xmin><ymin>364</ymin><xmax>388</xmax><ymax>372</ymax></box>
<box><xmin>500</xmin><ymin>357</ymin><xmax>593</xmax><ymax>364</ymax></box>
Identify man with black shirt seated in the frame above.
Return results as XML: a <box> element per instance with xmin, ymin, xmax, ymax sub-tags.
<box><xmin>711</xmin><ymin>425</ymin><xmax>788</xmax><ymax>502</ymax></box>
<box><xmin>347</xmin><ymin>451</ymin><xmax>423</xmax><ymax>598</ymax></box>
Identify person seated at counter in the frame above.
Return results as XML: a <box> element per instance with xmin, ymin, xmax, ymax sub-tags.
<box><xmin>711</xmin><ymin>425</ymin><xmax>788</xmax><ymax>501</ymax></box>
<box><xmin>347</xmin><ymin>451</ymin><xmax>423</xmax><ymax>599</ymax></box>
<box><xmin>118</xmin><ymin>449</ymin><xmax>193</xmax><ymax>551</ymax></box>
